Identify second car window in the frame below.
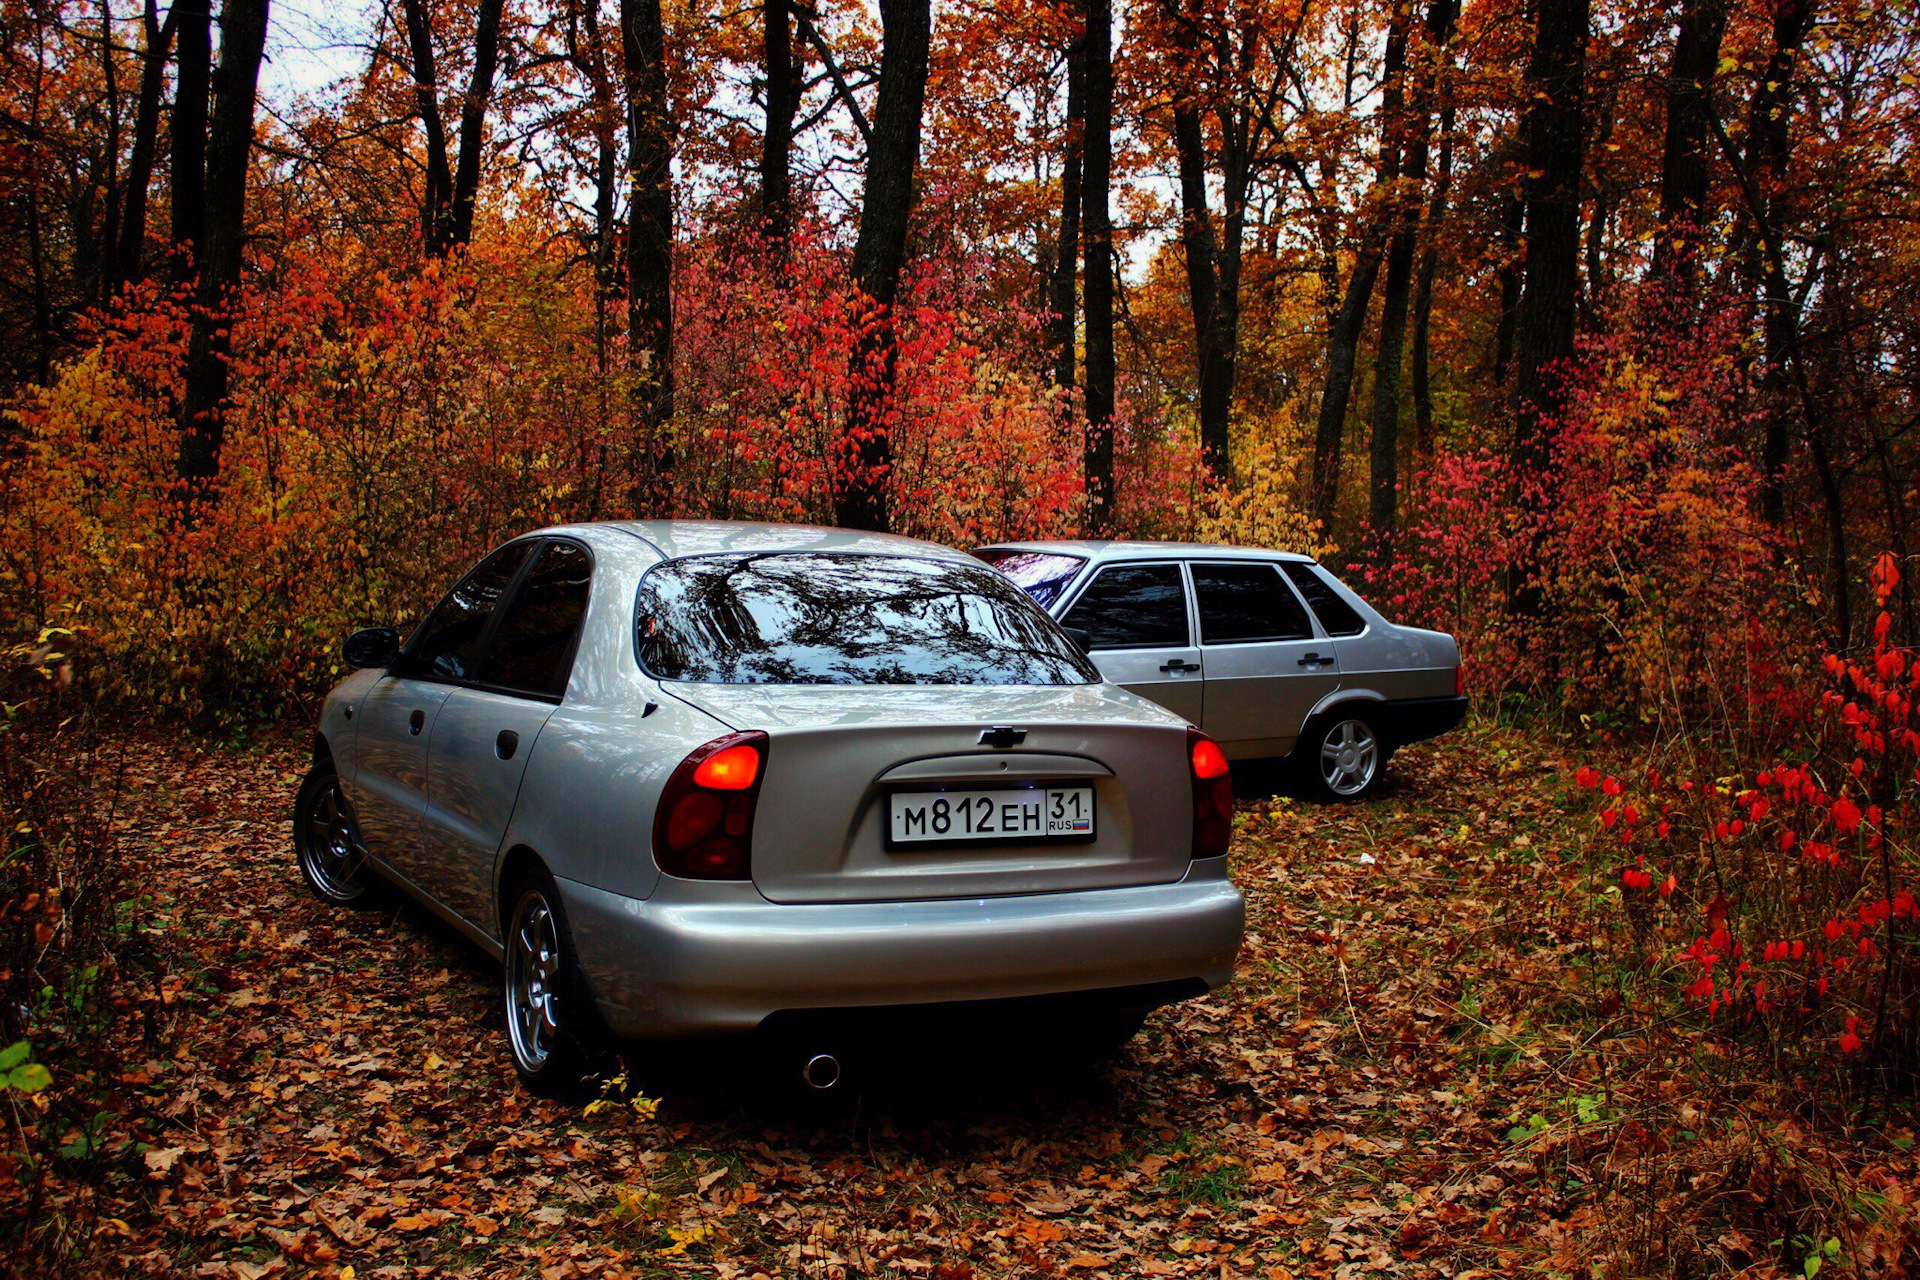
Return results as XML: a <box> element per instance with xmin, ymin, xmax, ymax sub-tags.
<box><xmin>1190</xmin><ymin>563</ymin><xmax>1314</xmax><ymax>643</ymax></box>
<box><xmin>401</xmin><ymin>541</ymin><xmax>534</xmax><ymax>681</ymax></box>
<box><xmin>1063</xmin><ymin>564</ymin><xmax>1190</xmax><ymax>649</ymax></box>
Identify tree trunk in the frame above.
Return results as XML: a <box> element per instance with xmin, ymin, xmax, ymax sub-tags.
<box><xmin>1410</xmin><ymin>2</ymin><xmax>1458</xmax><ymax>461</ymax></box>
<box><xmin>1370</xmin><ymin>0</ymin><xmax>1446</xmax><ymax>544</ymax></box>
<box><xmin>1648</xmin><ymin>0</ymin><xmax>1729</xmax><ymax>293</ymax></box>
<box><xmin>445</xmin><ymin>0</ymin><xmax>506</xmax><ymax>250</ymax></box>
<box><xmin>1171</xmin><ymin>99</ymin><xmax>1220</xmax><ymax>477</ymax></box>
<box><xmin>761</xmin><ymin>0</ymin><xmax>800</xmax><ymax>242</ymax></box>
<box><xmin>400</xmin><ymin>0</ymin><xmax>453</xmax><ymax>247</ymax></box>
<box><xmin>1491</xmin><ymin>186</ymin><xmax>1523</xmax><ymax>385</ymax></box>
<box><xmin>1081</xmin><ymin>0</ymin><xmax>1116</xmax><ymax>532</ymax></box>
<box><xmin>169</xmin><ymin>0</ymin><xmax>211</xmax><ymax>278</ymax></box>
<box><xmin>624</xmin><ymin>0</ymin><xmax>676</xmax><ymax>509</ymax></box>
<box><xmin>1309</xmin><ymin>2</ymin><xmax>1411</xmax><ymax>528</ymax></box>
<box><xmin>176</xmin><ymin>0</ymin><xmax>270</xmax><ymax>491</ymax></box>
<box><xmin>116</xmin><ymin>0</ymin><xmax>176</xmax><ymax>287</ymax></box>
<box><xmin>1050</xmin><ymin>22</ymin><xmax>1086</xmax><ymax>391</ymax></box>
<box><xmin>1508</xmin><ymin>0</ymin><xmax>1587</xmax><ymax>612</ymax></box>
<box><xmin>1750</xmin><ymin>0</ymin><xmax>1814</xmax><ymax>524</ymax></box>
<box><xmin>834</xmin><ymin>0</ymin><xmax>931</xmax><ymax>532</ymax></box>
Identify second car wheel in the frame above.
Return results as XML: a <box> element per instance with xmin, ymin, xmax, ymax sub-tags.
<box><xmin>1305</xmin><ymin>713</ymin><xmax>1386</xmax><ymax>801</ymax></box>
<box><xmin>502</xmin><ymin>869</ymin><xmax>597</xmax><ymax>1095</ymax></box>
<box><xmin>293</xmin><ymin>760</ymin><xmax>381</xmax><ymax>907</ymax></box>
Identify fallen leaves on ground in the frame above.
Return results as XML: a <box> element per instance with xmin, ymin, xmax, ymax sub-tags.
<box><xmin>24</xmin><ymin>723</ymin><xmax>1918</xmax><ymax>1276</ymax></box>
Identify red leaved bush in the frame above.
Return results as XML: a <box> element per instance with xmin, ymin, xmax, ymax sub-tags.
<box><xmin>1574</xmin><ymin>552</ymin><xmax>1919</xmax><ymax>1082</ymax></box>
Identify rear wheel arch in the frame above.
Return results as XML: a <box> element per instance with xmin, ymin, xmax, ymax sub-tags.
<box><xmin>311</xmin><ymin>732</ymin><xmax>334</xmax><ymax>767</ymax></box>
<box><xmin>495</xmin><ymin>844</ymin><xmax>548</xmax><ymax>932</ymax></box>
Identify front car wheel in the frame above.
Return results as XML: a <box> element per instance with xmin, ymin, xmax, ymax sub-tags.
<box><xmin>294</xmin><ymin>762</ymin><xmax>378</xmax><ymax>906</ymax></box>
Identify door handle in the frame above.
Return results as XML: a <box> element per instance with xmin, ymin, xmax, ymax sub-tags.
<box><xmin>1160</xmin><ymin>659</ymin><xmax>1198</xmax><ymax>674</ymax></box>
<box><xmin>408</xmin><ymin>709</ymin><xmax>426</xmax><ymax>735</ymax></box>
<box><xmin>495</xmin><ymin>730</ymin><xmax>519</xmax><ymax>761</ymax></box>
<box><xmin>1297</xmin><ymin>653</ymin><xmax>1332</xmax><ymax>668</ymax></box>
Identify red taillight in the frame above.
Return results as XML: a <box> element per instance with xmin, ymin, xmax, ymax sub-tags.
<box><xmin>1455</xmin><ymin>660</ymin><xmax>1466</xmax><ymax>697</ymax></box>
<box><xmin>1188</xmin><ymin>728</ymin><xmax>1234</xmax><ymax>858</ymax></box>
<box><xmin>653</xmin><ymin>732</ymin><xmax>768</xmax><ymax>880</ymax></box>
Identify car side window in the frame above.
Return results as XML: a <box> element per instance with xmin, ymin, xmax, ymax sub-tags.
<box><xmin>1062</xmin><ymin>564</ymin><xmax>1190</xmax><ymax>650</ymax></box>
<box><xmin>1281</xmin><ymin>563</ymin><xmax>1367</xmax><ymax>637</ymax></box>
<box><xmin>1190</xmin><ymin>563</ymin><xmax>1315</xmax><ymax>644</ymax></box>
<box><xmin>399</xmin><ymin>542</ymin><xmax>534</xmax><ymax>682</ymax></box>
<box><xmin>481</xmin><ymin>541</ymin><xmax>593</xmax><ymax>699</ymax></box>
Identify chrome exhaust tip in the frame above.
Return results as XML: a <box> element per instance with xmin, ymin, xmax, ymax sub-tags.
<box><xmin>801</xmin><ymin>1052</ymin><xmax>841</xmax><ymax>1092</ymax></box>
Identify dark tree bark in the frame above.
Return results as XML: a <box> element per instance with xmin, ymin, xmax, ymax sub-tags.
<box><xmin>1490</xmin><ymin>185</ymin><xmax>1523</xmax><ymax>385</ymax></box>
<box><xmin>400</xmin><ymin>0</ymin><xmax>453</xmax><ymax>245</ymax></box>
<box><xmin>1510</xmin><ymin>0</ymin><xmax>1586</xmax><ymax>466</ymax></box>
<box><xmin>116</xmin><ymin>0</ymin><xmax>176</xmax><ymax>288</ymax></box>
<box><xmin>176</xmin><ymin>0</ymin><xmax>270</xmax><ymax>490</ymax></box>
<box><xmin>1081</xmin><ymin>0</ymin><xmax>1116</xmax><ymax>532</ymax></box>
<box><xmin>94</xmin><ymin>0</ymin><xmax>124</xmax><ymax>304</ymax></box>
<box><xmin>761</xmin><ymin>0</ymin><xmax>801</xmax><ymax>241</ymax></box>
<box><xmin>1648</xmin><ymin>0</ymin><xmax>1729</xmax><ymax>292</ymax></box>
<box><xmin>446</xmin><ymin>0</ymin><xmax>506</xmax><ymax>249</ymax></box>
<box><xmin>833</xmin><ymin>0</ymin><xmax>931</xmax><ymax>532</ymax></box>
<box><xmin>1508</xmin><ymin>0</ymin><xmax>1587</xmax><ymax>613</ymax></box>
<box><xmin>170</xmin><ymin>0</ymin><xmax>211</xmax><ymax>278</ymax></box>
<box><xmin>402</xmin><ymin>0</ymin><xmax>505</xmax><ymax>255</ymax></box>
<box><xmin>1369</xmin><ymin>0</ymin><xmax>1450</xmax><ymax>543</ymax></box>
<box><xmin>1411</xmin><ymin>3</ymin><xmax>1458</xmax><ymax>461</ymax></box>
<box><xmin>1309</xmin><ymin>2</ymin><xmax>1410</xmax><ymax>528</ymax></box>
<box><xmin>1749</xmin><ymin>0</ymin><xmax>1814</xmax><ymax>524</ymax></box>
<box><xmin>624</xmin><ymin>0</ymin><xmax>676</xmax><ymax>509</ymax></box>
<box><xmin>1171</xmin><ymin>101</ymin><xmax>1221</xmax><ymax>474</ymax></box>
<box><xmin>1050</xmin><ymin>22</ymin><xmax>1086</xmax><ymax>391</ymax></box>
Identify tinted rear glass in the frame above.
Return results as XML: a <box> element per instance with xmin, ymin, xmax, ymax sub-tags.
<box><xmin>1191</xmin><ymin>562</ymin><xmax>1314</xmax><ymax>643</ymax></box>
<box><xmin>637</xmin><ymin>553</ymin><xmax>1099</xmax><ymax>686</ymax></box>
<box><xmin>1281</xmin><ymin>563</ymin><xmax>1367</xmax><ymax>636</ymax></box>
<box><xmin>973</xmin><ymin>548</ymin><xmax>1087</xmax><ymax>609</ymax></box>
<box><xmin>1062</xmin><ymin>564</ymin><xmax>1190</xmax><ymax>650</ymax></box>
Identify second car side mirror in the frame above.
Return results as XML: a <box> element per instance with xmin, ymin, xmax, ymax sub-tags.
<box><xmin>343</xmin><ymin>627</ymin><xmax>400</xmax><ymax>669</ymax></box>
<box><xmin>1062</xmin><ymin>626</ymin><xmax>1093</xmax><ymax>656</ymax></box>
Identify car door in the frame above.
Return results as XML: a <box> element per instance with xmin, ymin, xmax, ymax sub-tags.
<box><xmin>1187</xmin><ymin>560</ymin><xmax>1342</xmax><ymax>756</ymax></box>
<box><xmin>418</xmin><ymin>539</ymin><xmax>593</xmax><ymax>935</ymax></box>
<box><xmin>1059</xmin><ymin>561</ymin><xmax>1205</xmax><ymax>725</ymax></box>
<box><xmin>363</xmin><ymin>540</ymin><xmax>536</xmax><ymax>892</ymax></box>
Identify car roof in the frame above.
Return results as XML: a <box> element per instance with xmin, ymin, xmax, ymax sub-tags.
<box><xmin>530</xmin><ymin>520</ymin><xmax>976</xmax><ymax>563</ymax></box>
<box><xmin>978</xmin><ymin>539</ymin><xmax>1318</xmax><ymax>564</ymax></box>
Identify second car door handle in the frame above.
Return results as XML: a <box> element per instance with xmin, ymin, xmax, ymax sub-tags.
<box><xmin>496</xmin><ymin>730</ymin><xmax>519</xmax><ymax>761</ymax></box>
<box><xmin>1160</xmin><ymin>659</ymin><xmax>1198</xmax><ymax>674</ymax></box>
<box><xmin>408</xmin><ymin>709</ymin><xmax>426</xmax><ymax>735</ymax></box>
<box><xmin>1297</xmin><ymin>653</ymin><xmax>1333</xmax><ymax>668</ymax></box>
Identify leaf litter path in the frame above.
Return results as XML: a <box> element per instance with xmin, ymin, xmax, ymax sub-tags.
<box><xmin>79</xmin><ymin>723</ymin><xmax>1593</xmax><ymax>1278</ymax></box>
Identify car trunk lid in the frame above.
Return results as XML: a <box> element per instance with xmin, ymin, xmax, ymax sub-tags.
<box><xmin>663</xmin><ymin>683</ymin><xmax>1196</xmax><ymax>904</ymax></box>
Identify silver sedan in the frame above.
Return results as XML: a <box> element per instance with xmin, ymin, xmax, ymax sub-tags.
<box><xmin>975</xmin><ymin>541</ymin><xmax>1465</xmax><ymax>800</ymax></box>
<box><xmin>295</xmin><ymin>522</ymin><xmax>1245</xmax><ymax>1091</ymax></box>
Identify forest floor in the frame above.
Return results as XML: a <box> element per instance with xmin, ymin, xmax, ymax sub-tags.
<box><xmin>31</xmin><ymin>723</ymin><xmax>1916</xmax><ymax>1277</ymax></box>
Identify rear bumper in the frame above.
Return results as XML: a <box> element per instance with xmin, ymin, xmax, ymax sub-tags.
<box><xmin>1381</xmin><ymin>694</ymin><xmax>1468</xmax><ymax>748</ymax></box>
<box><xmin>561</xmin><ymin>860</ymin><xmax>1245</xmax><ymax>1040</ymax></box>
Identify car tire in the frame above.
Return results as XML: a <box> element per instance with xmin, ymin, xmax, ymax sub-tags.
<box><xmin>1302</xmin><ymin>712</ymin><xmax>1387</xmax><ymax>802</ymax></box>
<box><xmin>293</xmin><ymin>760</ymin><xmax>381</xmax><ymax>907</ymax></box>
<box><xmin>501</xmin><ymin>867</ymin><xmax>598</xmax><ymax>1096</ymax></box>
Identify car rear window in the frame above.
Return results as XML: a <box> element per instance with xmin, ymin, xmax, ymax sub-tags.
<box><xmin>1281</xmin><ymin>563</ymin><xmax>1368</xmax><ymax>636</ymax></box>
<box><xmin>636</xmin><ymin>553</ymin><xmax>1099</xmax><ymax>686</ymax></box>
<box><xmin>1191</xmin><ymin>562</ymin><xmax>1314</xmax><ymax>643</ymax></box>
<box><xmin>972</xmin><ymin>548</ymin><xmax>1087</xmax><ymax>609</ymax></box>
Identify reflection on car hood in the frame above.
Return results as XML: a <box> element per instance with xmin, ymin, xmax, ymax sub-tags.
<box><xmin>661</xmin><ymin>681</ymin><xmax>1187</xmax><ymax>731</ymax></box>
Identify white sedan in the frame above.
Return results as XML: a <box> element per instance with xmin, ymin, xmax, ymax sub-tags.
<box><xmin>295</xmin><ymin>522</ymin><xmax>1245</xmax><ymax>1091</ymax></box>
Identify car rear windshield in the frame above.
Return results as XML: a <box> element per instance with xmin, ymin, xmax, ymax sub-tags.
<box><xmin>637</xmin><ymin>552</ymin><xmax>1100</xmax><ymax>686</ymax></box>
<box><xmin>972</xmin><ymin>548</ymin><xmax>1087</xmax><ymax>609</ymax></box>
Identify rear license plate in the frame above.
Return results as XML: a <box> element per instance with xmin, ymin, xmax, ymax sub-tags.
<box><xmin>888</xmin><ymin>786</ymin><xmax>1096</xmax><ymax>847</ymax></box>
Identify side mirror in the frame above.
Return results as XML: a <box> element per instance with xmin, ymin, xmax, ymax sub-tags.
<box><xmin>342</xmin><ymin>627</ymin><xmax>400</xmax><ymax>669</ymax></box>
<box><xmin>1062</xmin><ymin>626</ymin><xmax>1093</xmax><ymax>656</ymax></box>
